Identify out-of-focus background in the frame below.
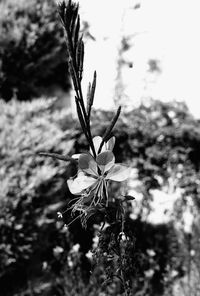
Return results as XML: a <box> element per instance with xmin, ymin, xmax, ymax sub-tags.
<box><xmin>1</xmin><ymin>0</ymin><xmax>200</xmax><ymax>295</ymax></box>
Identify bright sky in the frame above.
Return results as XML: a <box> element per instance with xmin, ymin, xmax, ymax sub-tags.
<box><xmin>78</xmin><ymin>0</ymin><xmax>200</xmax><ymax>118</ymax></box>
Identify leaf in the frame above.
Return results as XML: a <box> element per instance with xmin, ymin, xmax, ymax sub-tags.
<box><xmin>106</xmin><ymin>164</ymin><xmax>131</xmax><ymax>182</ymax></box>
<box><xmin>96</xmin><ymin>151</ymin><xmax>115</xmax><ymax>172</ymax></box>
<box><xmin>38</xmin><ymin>152</ymin><xmax>75</xmax><ymax>163</ymax></box>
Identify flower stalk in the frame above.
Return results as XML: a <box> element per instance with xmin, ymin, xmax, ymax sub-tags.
<box><xmin>39</xmin><ymin>1</ymin><xmax>135</xmax><ymax>294</ymax></box>
<box><xmin>58</xmin><ymin>0</ymin><xmax>97</xmax><ymax>157</ymax></box>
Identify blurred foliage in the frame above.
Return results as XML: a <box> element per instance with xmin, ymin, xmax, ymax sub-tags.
<box><xmin>1</xmin><ymin>98</ymin><xmax>200</xmax><ymax>295</ymax></box>
<box><xmin>0</xmin><ymin>98</ymin><xmax>77</xmax><ymax>295</ymax></box>
<box><xmin>93</xmin><ymin>99</ymin><xmax>200</xmax><ymax>215</ymax></box>
<box><xmin>0</xmin><ymin>0</ymin><xmax>70</xmax><ymax>101</ymax></box>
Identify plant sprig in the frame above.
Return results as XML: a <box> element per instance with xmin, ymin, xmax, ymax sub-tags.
<box><xmin>39</xmin><ymin>0</ymin><xmax>121</xmax><ymax>162</ymax></box>
<box><xmin>38</xmin><ymin>152</ymin><xmax>76</xmax><ymax>163</ymax></box>
<box><xmin>38</xmin><ymin>2</ymin><xmax>134</xmax><ymax>294</ymax></box>
<box><xmin>58</xmin><ymin>0</ymin><xmax>97</xmax><ymax>157</ymax></box>
<box><xmin>58</xmin><ymin>0</ymin><xmax>121</xmax><ymax>158</ymax></box>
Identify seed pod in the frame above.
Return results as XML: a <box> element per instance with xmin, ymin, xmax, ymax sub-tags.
<box><xmin>58</xmin><ymin>1</ymin><xmax>79</xmax><ymax>62</ymax></box>
<box><xmin>73</xmin><ymin>15</ymin><xmax>80</xmax><ymax>50</ymax></box>
<box><xmin>87</xmin><ymin>71</ymin><xmax>96</xmax><ymax>118</ymax></box>
<box><xmin>70</xmin><ymin>4</ymin><xmax>79</xmax><ymax>34</ymax></box>
<box><xmin>86</xmin><ymin>82</ymin><xmax>91</xmax><ymax>113</ymax></box>
<box><xmin>57</xmin><ymin>2</ymin><xmax>66</xmax><ymax>26</ymax></box>
<box><xmin>75</xmin><ymin>96</ymin><xmax>87</xmax><ymax>135</ymax></box>
<box><xmin>76</xmin><ymin>37</ymin><xmax>84</xmax><ymax>80</ymax></box>
<box><xmin>79</xmin><ymin>40</ymin><xmax>84</xmax><ymax>80</ymax></box>
<box><xmin>103</xmin><ymin>106</ymin><xmax>121</xmax><ymax>142</ymax></box>
<box><xmin>68</xmin><ymin>59</ymin><xmax>79</xmax><ymax>93</ymax></box>
<box><xmin>98</xmin><ymin>106</ymin><xmax>121</xmax><ymax>153</ymax></box>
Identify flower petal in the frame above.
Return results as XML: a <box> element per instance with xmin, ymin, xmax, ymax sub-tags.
<box><xmin>106</xmin><ymin>136</ymin><xmax>115</xmax><ymax>151</ymax></box>
<box><xmin>79</xmin><ymin>153</ymin><xmax>98</xmax><ymax>176</ymax></box>
<box><xmin>105</xmin><ymin>164</ymin><xmax>131</xmax><ymax>182</ymax></box>
<box><xmin>72</xmin><ymin>154</ymin><xmax>81</xmax><ymax>159</ymax></box>
<box><xmin>90</xmin><ymin>136</ymin><xmax>106</xmax><ymax>155</ymax></box>
<box><xmin>96</xmin><ymin>151</ymin><xmax>115</xmax><ymax>172</ymax></box>
<box><xmin>67</xmin><ymin>172</ymin><xmax>97</xmax><ymax>194</ymax></box>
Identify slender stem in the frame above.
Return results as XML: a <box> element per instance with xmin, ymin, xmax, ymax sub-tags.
<box><xmin>119</xmin><ymin>250</ymin><xmax>131</xmax><ymax>296</ymax></box>
<box><xmin>76</xmin><ymin>77</ymin><xmax>96</xmax><ymax>157</ymax></box>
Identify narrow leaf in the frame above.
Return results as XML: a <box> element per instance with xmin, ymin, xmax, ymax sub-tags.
<box><xmin>73</xmin><ymin>15</ymin><xmax>80</xmax><ymax>50</ymax></box>
<box><xmin>38</xmin><ymin>152</ymin><xmax>76</xmax><ymax>163</ymax></box>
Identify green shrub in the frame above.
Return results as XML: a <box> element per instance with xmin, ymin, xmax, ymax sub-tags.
<box><xmin>0</xmin><ymin>0</ymin><xmax>70</xmax><ymax>101</ymax></box>
<box><xmin>1</xmin><ymin>98</ymin><xmax>200</xmax><ymax>295</ymax></box>
<box><xmin>0</xmin><ymin>98</ymin><xmax>76</xmax><ymax>295</ymax></box>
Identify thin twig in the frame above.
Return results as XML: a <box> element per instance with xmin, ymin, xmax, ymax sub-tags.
<box><xmin>38</xmin><ymin>152</ymin><xmax>76</xmax><ymax>163</ymax></box>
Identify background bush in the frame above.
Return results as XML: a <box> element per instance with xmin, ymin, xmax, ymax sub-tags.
<box><xmin>0</xmin><ymin>0</ymin><xmax>70</xmax><ymax>101</ymax></box>
<box><xmin>1</xmin><ymin>97</ymin><xmax>200</xmax><ymax>295</ymax></box>
<box><xmin>0</xmin><ymin>98</ymin><xmax>77</xmax><ymax>295</ymax></box>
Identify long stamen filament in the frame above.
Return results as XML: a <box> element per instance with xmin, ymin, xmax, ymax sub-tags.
<box><xmin>103</xmin><ymin>179</ymin><xmax>109</xmax><ymax>207</ymax></box>
<box><xmin>92</xmin><ymin>178</ymin><xmax>104</xmax><ymax>205</ymax></box>
<box><xmin>65</xmin><ymin>211</ymin><xmax>86</xmax><ymax>228</ymax></box>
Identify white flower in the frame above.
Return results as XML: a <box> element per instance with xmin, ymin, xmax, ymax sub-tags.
<box><xmin>67</xmin><ymin>136</ymin><xmax>131</xmax><ymax>208</ymax></box>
